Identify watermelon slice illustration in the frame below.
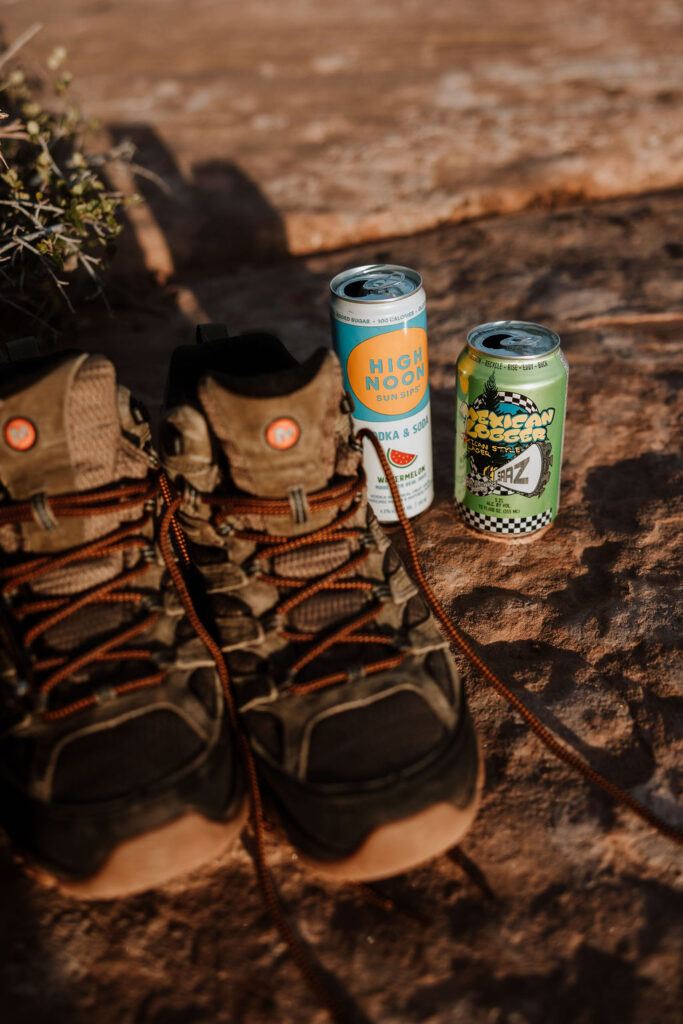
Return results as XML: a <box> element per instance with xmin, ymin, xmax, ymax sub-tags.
<box><xmin>387</xmin><ymin>447</ymin><xmax>417</xmax><ymax>468</ymax></box>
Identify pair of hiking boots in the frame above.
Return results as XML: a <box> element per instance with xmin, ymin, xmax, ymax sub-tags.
<box><xmin>0</xmin><ymin>327</ymin><xmax>481</xmax><ymax>898</ymax></box>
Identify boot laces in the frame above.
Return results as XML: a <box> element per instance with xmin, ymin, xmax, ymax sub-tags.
<box><xmin>162</xmin><ymin>434</ymin><xmax>682</xmax><ymax>1024</ymax></box>
<box><xmin>0</xmin><ymin>476</ymin><xmax>166</xmax><ymax>720</ymax></box>
<box><xmin>207</xmin><ymin>464</ymin><xmax>407</xmax><ymax>695</ymax></box>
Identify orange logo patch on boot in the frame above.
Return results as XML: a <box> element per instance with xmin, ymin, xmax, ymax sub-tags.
<box><xmin>265</xmin><ymin>417</ymin><xmax>300</xmax><ymax>451</ymax></box>
<box><xmin>4</xmin><ymin>417</ymin><xmax>37</xmax><ymax>451</ymax></box>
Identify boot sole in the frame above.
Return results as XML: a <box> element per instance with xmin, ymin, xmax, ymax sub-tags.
<box><xmin>24</xmin><ymin>797</ymin><xmax>249</xmax><ymax>900</ymax></box>
<box><xmin>295</xmin><ymin>750</ymin><xmax>484</xmax><ymax>882</ymax></box>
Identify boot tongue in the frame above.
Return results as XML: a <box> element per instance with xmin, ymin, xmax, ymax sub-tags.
<box><xmin>198</xmin><ymin>349</ymin><xmax>344</xmax><ymax>498</ymax></box>
<box><xmin>0</xmin><ymin>353</ymin><xmax>145</xmax><ymax>556</ymax></box>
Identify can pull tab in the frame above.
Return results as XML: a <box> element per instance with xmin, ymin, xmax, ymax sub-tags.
<box><xmin>361</xmin><ymin>272</ymin><xmax>407</xmax><ymax>298</ymax></box>
<box><xmin>480</xmin><ymin>331</ymin><xmax>544</xmax><ymax>357</ymax></box>
<box><xmin>480</xmin><ymin>333</ymin><xmax>512</xmax><ymax>349</ymax></box>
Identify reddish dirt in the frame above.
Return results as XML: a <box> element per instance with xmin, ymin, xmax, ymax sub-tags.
<box><xmin>0</xmin><ymin>3</ymin><xmax>682</xmax><ymax>1021</ymax></box>
<box><xmin>1</xmin><ymin>0</ymin><xmax>682</xmax><ymax>256</ymax></box>
<box><xmin>1</xmin><ymin>190</ymin><xmax>681</xmax><ymax>1024</ymax></box>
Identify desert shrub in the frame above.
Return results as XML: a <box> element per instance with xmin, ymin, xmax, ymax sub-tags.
<box><xmin>0</xmin><ymin>31</ymin><xmax>139</xmax><ymax>337</ymax></box>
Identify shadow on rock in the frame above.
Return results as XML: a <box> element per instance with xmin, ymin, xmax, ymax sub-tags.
<box><xmin>584</xmin><ymin>453</ymin><xmax>682</xmax><ymax>535</ymax></box>
<box><xmin>77</xmin><ymin>122</ymin><xmax>334</xmax><ymax>425</ymax></box>
<box><xmin>405</xmin><ymin>935</ymin><xmax>647</xmax><ymax>1024</ymax></box>
<box><xmin>545</xmin><ymin>542</ymin><xmax>627</xmax><ymax>637</ymax></box>
<box><xmin>108</xmin><ymin>123</ymin><xmax>290</xmax><ymax>279</ymax></box>
<box><xmin>430</xmin><ymin>384</ymin><xmax>457</xmax><ymax>503</ymax></box>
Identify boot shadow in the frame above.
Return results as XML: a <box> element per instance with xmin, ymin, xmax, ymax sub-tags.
<box><xmin>0</xmin><ymin>839</ymin><xmax>87</xmax><ymax>1024</ymax></box>
<box><xmin>107</xmin><ymin>123</ymin><xmax>290</xmax><ymax>281</ymax></box>
<box><xmin>70</xmin><ymin>123</ymin><xmax>331</xmax><ymax>425</ymax></box>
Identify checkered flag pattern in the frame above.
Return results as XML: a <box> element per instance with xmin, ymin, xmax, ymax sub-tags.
<box><xmin>472</xmin><ymin>389</ymin><xmax>539</xmax><ymax>415</ymax></box>
<box><xmin>456</xmin><ymin>502</ymin><xmax>553</xmax><ymax>535</ymax></box>
<box><xmin>466</xmin><ymin>468</ymin><xmax>496</xmax><ymax>496</ymax></box>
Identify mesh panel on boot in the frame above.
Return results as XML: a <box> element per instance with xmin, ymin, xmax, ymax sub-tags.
<box><xmin>31</xmin><ymin>553</ymin><xmax>124</xmax><ymax>598</ymax></box>
<box><xmin>11</xmin><ymin>355</ymin><xmax>150</xmax><ymax>597</ymax></box>
<box><xmin>51</xmin><ymin>710</ymin><xmax>204</xmax><ymax>802</ymax></box>
<box><xmin>273</xmin><ymin>539</ymin><xmax>352</xmax><ymax>580</ymax></box>
<box><xmin>42</xmin><ymin>603</ymin><xmax>133</xmax><ymax>653</ymax></box>
<box><xmin>306</xmin><ymin>691</ymin><xmax>446</xmax><ymax>783</ymax></box>
<box><xmin>289</xmin><ymin>590</ymin><xmax>368</xmax><ymax>633</ymax></box>
<box><xmin>68</xmin><ymin>357</ymin><xmax>148</xmax><ymax>490</ymax></box>
<box><xmin>66</xmin><ymin>356</ymin><xmax>119</xmax><ymax>494</ymax></box>
<box><xmin>67</xmin><ymin>356</ymin><xmax>137</xmax><ymax>552</ymax></box>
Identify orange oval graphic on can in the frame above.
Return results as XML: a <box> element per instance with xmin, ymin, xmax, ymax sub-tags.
<box><xmin>346</xmin><ymin>327</ymin><xmax>428</xmax><ymax>416</ymax></box>
<box><xmin>265</xmin><ymin>417</ymin><xmax>300</xmax><ymax>451</ymax></box>
<box><xmin>4</xmin><ymin>416</ymin><xmax>37</xmax><ymax>452</ymax></box>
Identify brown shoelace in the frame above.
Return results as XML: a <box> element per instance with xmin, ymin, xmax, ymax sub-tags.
<box><xmin>157</xmin><ymin>483</ymin><xmax>345</xmax><ymax>1022</ymax></box>
<box><xmin>160</xmin><ymin>436</ymin><xmax>682</xmax><ymax>1024</ymax></box>
<box><xmin>356</xmin><ymin>429</ymin><xmax>683</xmax><ymax>849</ymax></box>
<box><xmin>0</xmin><ymin>476</ymin><xmax>165</xmax><ymax>720</ymax></box>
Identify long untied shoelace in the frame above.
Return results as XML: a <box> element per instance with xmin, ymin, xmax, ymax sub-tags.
<box><xmin>357</xmin><ymin>430</ymin><xmax>683</xmax><ymax>848</ymax></box>
<box><xmin>0</xmin><ymin>477</ymin><xmax>166</xmax><ymax>719</ymax></box>
<box><xmin>159</xmin><ymin>433</ymin><xmax>682</xmax><ymax>1024</ymax></box>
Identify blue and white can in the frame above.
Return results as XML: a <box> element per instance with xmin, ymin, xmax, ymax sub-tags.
<box><xmin>329</xmin><ymin>264</ymin><xmax>433</xmax><ymax>522</ymax></box>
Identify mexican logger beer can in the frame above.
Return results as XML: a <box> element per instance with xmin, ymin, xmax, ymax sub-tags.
<box><xmin>454</xmin><ymin>320</ymin><xmax>568</xmax><ymax>537</ymax></box>
<box><xmin>330</xmin><ymin>264</ymin><xmax>433</xmax><ymax>522</ymax></box>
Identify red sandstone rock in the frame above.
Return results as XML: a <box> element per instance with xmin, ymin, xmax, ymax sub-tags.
<box><xmin>2</xmin><ymin>192</ymin><xmax>681</xmax><ymax>1024</ymax></box>
<box><xmin>2</xmin><ymin>0</ymin><xmax>682</xmax><ymax>263</ymax></box>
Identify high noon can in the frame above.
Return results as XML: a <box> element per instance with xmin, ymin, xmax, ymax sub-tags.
<box><xmin>454</xmin><ymin>320</ymin><xmax>568</xmax><ymax>537</ymax></box>
<box><xmin>329</xmin><ymin>264</ymin><xmax>433</xmax><ymax>522</ymax></box>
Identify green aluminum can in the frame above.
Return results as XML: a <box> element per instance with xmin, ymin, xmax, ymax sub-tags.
<box><xmin>454</xmin><ymin>320</ymin><xmax>569</xmax><ymax>537</ymax></box>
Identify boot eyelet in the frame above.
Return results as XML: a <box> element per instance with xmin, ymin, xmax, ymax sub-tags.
<box><xmin>215</xmin><ymin>518</ymin><xmax>233</xmax><ymax>537</ymax></box>
<box><xmin>262</xmin><ymin>611</ymin><xmax>284</xmax><ymax>632</ymax></box>
<box><xmin>346</xmin><ymin>665</ymin><xmax>366</xmax><ymax>683</ymax></box>
<box><xmin>242</xmin><ymin>554</ymin><xmax>263</xmax><ymax>579</ymax></box>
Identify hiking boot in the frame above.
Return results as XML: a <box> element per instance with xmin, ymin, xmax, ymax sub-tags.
<box><xmin>0</xmin><ymin>350</ymin><xmax>245</xmax><ymax>898</ymax></box>
<box><xmin>160</xmin><ymin>325</ymin><xmax>481</xmax><ymax>881</ymax></box>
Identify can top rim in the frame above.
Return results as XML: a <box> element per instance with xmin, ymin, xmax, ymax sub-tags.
<box><xmin>330</xmin><ymin>264</ymin><xmax>423</xmax><ymax>303</ymax></box>
<box><xmin>466</xmin><ymin>320</ymin><xmax>560</xmax><ymax>360</ymax></box>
